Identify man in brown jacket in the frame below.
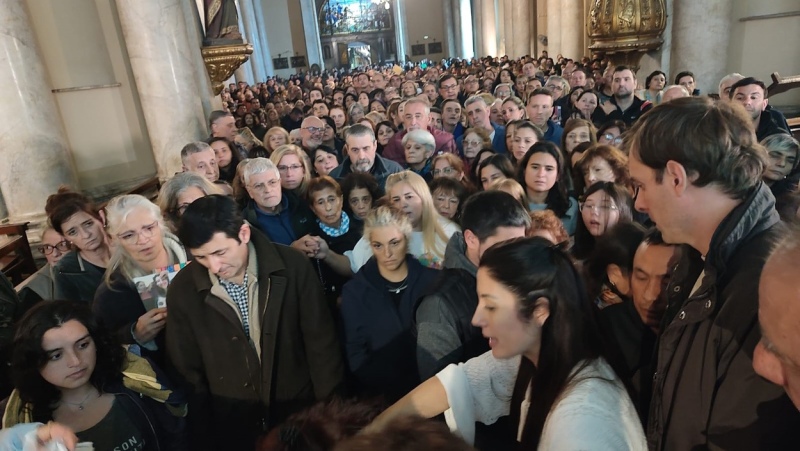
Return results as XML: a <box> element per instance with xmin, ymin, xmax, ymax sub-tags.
<box><xmin>166</xmin><ymin>195</ymin><xmax>344</xmax><ymax>450</ymax></box>
<box><xmin>627</xmin><ymin>97</ymin><xmax>800</xmax><ymax>450</ymax></box>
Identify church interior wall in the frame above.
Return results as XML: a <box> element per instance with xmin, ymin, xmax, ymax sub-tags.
<box><xmin>261</xmin><ymin>0</ymin><xmax>308</xmax><ymax>77</ymax></box>
<box><xmin>26</xmin><ymin>0</ymin><xmax>156</xmax><ymax>194</ymax></box>
<box><xmin>403</xmin><ymin>0</ymin><xmax>446</xmax><ymax>62</ymax></box>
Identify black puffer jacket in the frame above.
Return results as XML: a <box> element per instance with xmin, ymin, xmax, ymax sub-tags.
<box><xmin>647</xmin><ymin>183</ymin><xmax>800</xmax><ymax>450</ymax></box>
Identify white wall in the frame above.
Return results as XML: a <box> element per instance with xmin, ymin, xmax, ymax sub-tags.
<box><xmin>262</xmin><ymin>0</ymin><xmax>308</xmax><ymax>77</ymax></box>
<box><xmin>403</xmin><ymin>0</ymin><xmax>447</xmax><ymax>62</ymax></box>
<box><xmin>26</xmin><ymin>0</ymin><xmax>156</xmax><ymax>192</ymax></box>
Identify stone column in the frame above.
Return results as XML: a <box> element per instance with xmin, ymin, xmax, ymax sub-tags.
<box><xmin>443</xmin><ymin>0</ymin><xmax>457</xmax><ymax>57</ymax></box>
<box><xmin>560</xmin><ymin>0</ymin><xmax>584</xmax><ymax>59</ymax></box>
<box><xmin>512</xmin><ymin>1</ymin><xmax>532</xmax><ymax>58</ymax></box>
<box><xmin>503</xmin><ymin>0</ymin><xmax>515</xmax><ymax>57</ymax></box>
<box><xmin>115</xmin><ymin>0</ymin><xmax>208</xmax><ymax>179</ymax></box>
<box><xmin>0</xmin><ymin>0</ymin><xmax>77</xmax><ymax>223</ymax></box>
<box><xmin>393</xmin><ymin>0</ymin><xmax>408</xmax><ymax>62</ymax></box>
<box><xmin>181</xmin><ymin>1</ymin><xmax>221</xmax><ymax>116</ymax></box>
<box><xmin>546</xmin><ymin>0</ymin><xmax>561</xmax><ymax>55</ymax></box>
<box><xmin>238</xmin><ymin>0</ymin><xmax>266</xmax><ymax>82</ymax></box>
<box><xmin>671</xmin><ymin>0</ymin><xmax>732</xmax><ymax>95</ymax></box>
<box><xmin>495</xmin><ymin>0</ymin><xmax>505</xmax><ymax>55</ymax></box>
<box><xmin>481</xmin><ymin>0</ymin><xmax>497</xmax><ymax>57</ymax></box>
<box><xmin>452</xmin><ymin>0</ymin><xmax>462</xmax><ymax>58</ymax></box>
<box><xmin>300</xmin><ymin>0</ymin><xmax>324</xmax><ymax>70</ymax></box>
<box><xmin>459</xmin><ymin>0</ymin><xmax>474</xmax><ymax>59</ymax></box>
<box><xmin>472</xmin><ymin>0</ymin><xmax>482</xmax><ymax>59</ymax></box>
<box><xmin>252</xmin><ymin>0</ymin><xmax>275</xmax><ymax>75</ymax></box>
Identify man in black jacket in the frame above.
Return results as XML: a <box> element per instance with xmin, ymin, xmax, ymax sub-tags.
<box><xmin>414</xmin><ymin>191</ymin><xmax>529</xmax><ymax>381</ymax></box>
<box><xmin>627</xmin><ymin>97</ymin><xmax>800</xmax><ymax>450</ymax></box>
<box><xmin>729</xmin><ymin>77</ymin><xmax>791</xmax><ymax>142</ymax></box>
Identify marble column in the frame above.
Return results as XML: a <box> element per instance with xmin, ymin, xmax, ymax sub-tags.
<box><xmin>115</xmin><ymin>0</ymin><xmax>208</xmax><ymax>179</ymax></box>
<box><xmin>503</xmin><ymin>0</ymin><xmax>515</xmax><ymax>57</ymax></box>
<box><xmin>181</xmin><ymin>1</ymin><xmax>221</xmax><ymax>116</ymax></box>
<box><xmin>459</xmin><ymin>0</ymin><xmax>474</xmax><ymax>59</ymax></box>
<box><xmin>472</xmin><ymin>0</ymin><xmax>482</xmax><ymax>59</ymax></box>
<box><xmin>452</xmin><ymin>0</ymin><xmax>462</xmax><ymax>58</ymax></box>
<box><xmin>299</xmin><ymin>0</ymin><xmax>324</xmax><ymax>70</ymax></box>
<box><xmin>495</xmin><ymin>0</ymin><xmax>505</xmax><ymax>55</ymax></box>
<box><xmin>443</xmin><ymin>0</ymin><xmax>457</xmax><ymax>57</ymax></box>
<box><xmin>252</xmin><ymin>0</ymin><xmax>275</xmax><ymax>75</ymax></box>
<box><xmin>546</xmin><ymin>0</ymin><xmax>561</xmax><ymax>55</ymax></box>
<box><xmin>560</xmin><ymin>0</ymin><xmax>584</xmax><ymax>59</ymax></box>
<box><xmin>512</xmin><ymin>1</ymin><xmax>532</xmax><ymax>58</ymax></box>
<box><xmin>238</xmin><ymin>0</ymin><xmax>266</xmax><ymax>82</ymax></box>
<box><xmin>393</xmin><ymin>0</ymin><xmax>408</xmax><ymax>62</ymax></box>
<box><xmin>0</xmin><ymin>0</ymin><xmax>77</xmax><ymax>223</ymax></box>
<box><xmin>481</xmin><ymin>0</ymin><xmax>497</xmax><ymax>57</ymax></box>
<box><xmin>671</xmin><ymin>0</ymin><xmax>732</xmax><ymax>95</ymax></box>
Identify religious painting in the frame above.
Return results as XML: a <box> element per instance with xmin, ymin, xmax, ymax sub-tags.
<box><xmin>428</xmin><ymin>42</ymin><xmax>443</xmax><ymax>54</ymax></box>
<box><xmin>291</xmin><ymin>56</ymin><xmax>307</xmax><ymax>68</ymax></box>
<box><xmin>411</xmin><ymin>44</ymin><xmax>426</xmax><ymax>56</ymax></box>
<box><xmin>273</xmin><ymin>57</ymin><xmax>289</xmax><ymax>69</ymax></box>
<box><xmin>319</xmin><ymin>0</ymin><xmax>394</xmax><ymax>36</ymax></box>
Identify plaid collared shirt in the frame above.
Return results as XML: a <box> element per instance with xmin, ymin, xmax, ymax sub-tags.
<box><xmin>219</xmin><ymin>272</ymin><xmax>251</xmax><ymax>336</ymax></box>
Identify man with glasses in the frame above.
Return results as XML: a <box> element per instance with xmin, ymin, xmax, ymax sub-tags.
<box><xmin>300</xmin><ymin>116</ymin><xmax>326</xmax><ymax>154</ymax></box>
<box><xmin>16</xmin><ymin>228</ymin><xmax>70</xmax><ymax>302</ymax></box>
<box><xmin>434</xmin><ymin>74</ymin><xmax>460</xmax><ymax>108</ymax></box>
<box><xmin>241</xmin><ymin>158</ymin><xmax>315</xmax><ymax>247</ymax></box>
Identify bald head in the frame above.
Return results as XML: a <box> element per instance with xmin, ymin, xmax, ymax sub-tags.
<box><xmin>754</xmin><ymin>226</ymin><xmax>800</xmax><ymax>409</ymax></box>
<box><xmin>661</xmin><ymin>85</ymin><xmax>691</xmax><ymax>103</ymax></box>
<box><xmin>300</xmin><ymin>116</ymin><xmax>325</xmax><ymax>150</ymax></box>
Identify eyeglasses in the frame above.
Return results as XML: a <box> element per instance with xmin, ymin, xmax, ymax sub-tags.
<box><xmin>602</xmin><ymin>133</ymin><xmax>624</xmax><ymax>145</ymax></box>
<box><xmin>117</xmin><ymin>222</ymin><xmax>159</xmax><ymax>245</ymax></box>
<box><xmin>38</xmin><ymin>240</ymin><xmax>70</xmax><ymax>255</ymax></box>
<box><xmin>248</xmin><ymin>179</ymin><xmax>281</xmax><ymax>192</ymax></box>
<box><xmin>464</xmin><ymin>140</ymin><xmax>482</xmax><ymax>147</ymax></box>
<box><xmin>278</xmin><ymin>164</ymin><xmax>303</xmax><ymax>173</ymax></box>
<box><xmin>441</xmin><ymin>84</ymin><xmax>458</xmax><ymax>91</ymax></box>
<box><xmin>545</xmin><ymin>84</ymin><xmax>564</xmax><ymax>91</ymax></box>
<box><xmin>580</xmin><ymin>203</ymin><xmax>618</xmax><ymax>213</ymax></box>
<box><xmin>303</xmin><ymin>126</ymin><xmax>325</xmax><ymax>134</ymax></box>
<box><xmin>433</xmin><ymin>167</ymin><xmax>457</xmax><ymax>176</ymax></box>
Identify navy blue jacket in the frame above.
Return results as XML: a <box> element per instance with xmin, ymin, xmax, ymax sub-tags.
<box><xmin>340</xmin><ymin>255</ymin><xmax>437</xmax><ymax>401</ymax></box>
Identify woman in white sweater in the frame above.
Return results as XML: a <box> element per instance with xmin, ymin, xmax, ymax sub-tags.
<box><xmin>365</xmin><ymin>237</ymin><xmax>646</xmax><ymax>450</ymax></box>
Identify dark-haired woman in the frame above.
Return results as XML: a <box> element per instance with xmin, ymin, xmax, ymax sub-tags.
<box><xmin>477</xmin><ymin>154</ymin><xmax>515</xmax><ymax>191</ymax></box>
<box><xmin>365</xmin><ymin>237</ymin><xmax>645</xmax><ymax>449</ymax></box>
<box><xmin>3</xmin><ymin>301</ymin><xmax>187</xmax><ymax>450</ymax></box>
<box><xmin>208</xmin><ymin>136</ymin><xmax>241</xmax><ymax>184</ymax></box>
<box><xmin>45</xmin><ymin>188</ymin><xmax>111</xmax><ymax>302</ymax></box>
<box><xmin>572</xmin><ymin>182</ymin><xmax>634</xmax><ymax>261</ymax></box>
<box><xmin>517</xmin><ymin>143</ymin><xmax>580</xmax><ymax>235</ymax></box>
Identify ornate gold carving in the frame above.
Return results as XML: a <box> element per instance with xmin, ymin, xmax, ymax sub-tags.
<box><xmin>588</xmin><ymin>0</ymin><xmax>666</xmax><ymax>70</ymax></box>
<box><xmin>201</xmin><ymin>43</ymin><xmax>254</xmax><ymax>95</ymax></box>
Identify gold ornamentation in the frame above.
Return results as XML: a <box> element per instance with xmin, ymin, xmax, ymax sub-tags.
<box><xmin>201</xmin><ymin>43</ymin><xmax>254</xmax><ymax>95</ymax></box>
<box><xmin>588</xmin><ymin>0</ymin><xmax>666</xmax><ymax>70</ymax></box>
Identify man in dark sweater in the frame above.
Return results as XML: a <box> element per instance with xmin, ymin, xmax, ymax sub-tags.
<box><xmin>414</xmin><ymin>191</ymin><xmax>530</xmax><ymax>380</ymax></box>
<box><xmin>729</xmin><ymin>77</ymin><xmax>790</xmax><ymax>142</ymax></box>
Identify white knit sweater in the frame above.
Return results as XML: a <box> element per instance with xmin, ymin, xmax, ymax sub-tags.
<box><xmin>436</xmin><ymin>351</ymin><xmax>647</xmax><ymax>450</ymax></box>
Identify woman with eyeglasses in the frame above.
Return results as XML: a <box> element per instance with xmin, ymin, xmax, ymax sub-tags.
<box><xmin>270</xmin><ymin>144</ymin><xmax>312</xmax><ymax>198</ymax></box>
<box><xmin>572</xmin><ymin>182</ymin><xmax>634</xmax><ymax>260</ymax></box>
<box><xmin>431</xmin><ymin>153</ymin><xmax>467</xmax><ymax>184</ymax></box>
<box><xmin>45</xmin><ymin>188</ymin><xmax>112</xmax><ymax>303</ymax></box>
<box><xmin>461</xmin><ymin>127</ymin><xmax>492</xmax><ymax>165</ymax></box>
<box><xmin>596</xmin><ymin>120</ymin><xmax>627</xmax><ymax>147</ymax></box>
<box><xmin>16</xmin><ymin>228</ymin><xmax>71</xmax><ymax>302</ymax></box>
<box><xmin>92</xmin><ymin>195</ymin><xmax>188</xmax><ymax>365</ymax></box>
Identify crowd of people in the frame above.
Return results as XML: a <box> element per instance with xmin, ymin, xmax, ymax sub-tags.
<box><xmin>1</xmin><ymin>50</ymin><xmax>799</xmax><ymax>450</ymax></box>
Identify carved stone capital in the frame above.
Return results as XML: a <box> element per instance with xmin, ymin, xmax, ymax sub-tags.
<box><xmin>201</xmin><ymin>43</ymin><xmax>254</xmax><ymax>95</ymax></box>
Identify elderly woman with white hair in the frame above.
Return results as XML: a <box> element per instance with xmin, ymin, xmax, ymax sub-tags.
<box><xmin>402</xmin><ymin>129</ymin><xmax>436</xmax><ymax>181</ymax></box>
<box><xmin>92</xmin><ymin>194</ymin><xmax>188</xmax><ymax>365</ymax></box>
<box><xmin>158</xmin><ymin>172</ymin><xmax>225</xmax><ymax>232</ymax></box>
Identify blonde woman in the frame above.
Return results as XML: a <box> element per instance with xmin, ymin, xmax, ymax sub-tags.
<box><xmin>92</xmin><ymin>195</ymin><xmax>188</xmax><ymax>365</ymax></box>
<box><xmin>270</xmin><ymin>144</ymin><xmax>312</xmax><ymax>198</ymax></box>
<box><xmin>340</xmin><ymin>206</ymin><xmax>439</xmax><ymax>400</ymax></box>
<box><xmin>264</xmin><ymin>126</ymin><xmax>290</xmax><ymax>154</ymax></box>
<box><xmin>348</xmin><ymin>171</ymin><xmax>460</xmax><ymax>270</ymax></box>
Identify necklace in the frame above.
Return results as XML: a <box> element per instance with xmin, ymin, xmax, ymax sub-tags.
<box><xmin>386</xmin><ymin>279</ymin><xmax>408</xmax><ymax>294</ymax></box>
<box><xmin>60</xmin><ymin>389</ymin><xmax>98</xmax><ymax>411</ymax></box>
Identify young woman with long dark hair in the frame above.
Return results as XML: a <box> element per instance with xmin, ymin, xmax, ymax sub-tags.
<box><xmin>365</xmin><ymin>237</ymin><xmax>645</xmax><ymax>449</ymax></box>
<box><xmin>516</xmin><ymin>142</ymin><xmax>580</xmax><ymax>234</ymax></box>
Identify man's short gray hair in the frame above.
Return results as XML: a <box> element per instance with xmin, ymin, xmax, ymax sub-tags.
<box><xmin>180</xmin><ymin>142</ymin><xmax>214</xmax><ymax>166</ymax></box>
<box><xmin>241</xmin><ymin>157</ymin><xmax>280</xmax><ymax>185</ymax></box>
<box><xmin>343</xmin><ymin>123</ymin><xmax>375</xmax><ymax>141</ymax></box>
<box><xmin>465</xmin><ymin>95</ymin><xmax>489</xmax><ymax>109</ymax></box>
<box><xmin>208</xmin><ymin>110</ymin><xmax>232</xmax><ymax>128</ymax></box>
<box><xmin>403</xmin><ymin>98</ymin><xmax>431</xmax><ymax>115</ymax></box>
<box><xmin>493</xmin><ymin>83</ymin><xmax>513</xmax><ymax>96</ymax></box>
<box><xmin>718</xmin><ymin>73</ymin><xmax>745</xmax><ymax>97</ymax></box>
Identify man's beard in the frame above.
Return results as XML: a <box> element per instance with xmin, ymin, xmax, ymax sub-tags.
<box><xmin>615</xmin><ymin>89</ymin><xmax>633</xmax><ymax>100</ymax></box>
<box><xmin>353</xmin><ymin>159</ymin><xmax>372</xmax><ymax>173</ymax></box>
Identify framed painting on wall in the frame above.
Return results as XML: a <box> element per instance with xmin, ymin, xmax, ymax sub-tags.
<box><xmin>411</xmin><ymin>44</ymin><xmax>426</xmax><ymax>56</ymax></box>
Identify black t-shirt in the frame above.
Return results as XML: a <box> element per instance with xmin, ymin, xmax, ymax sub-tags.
<box><xmin>77</xmin><ymin>398</ymin><xmax>145</xmax><ymax>451</ymax></box>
